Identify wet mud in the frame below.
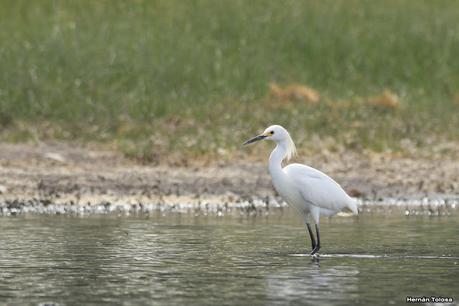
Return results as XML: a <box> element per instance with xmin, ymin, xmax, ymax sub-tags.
<box><xmin>0</xmin><ymin>143</ymin><xmax>458</xmax><ymax>215</ymax></box>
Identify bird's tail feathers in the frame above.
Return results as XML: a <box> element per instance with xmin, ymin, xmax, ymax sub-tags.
<box><xmin>344</xmin><ymin>197</ymin><xmax>358</xmax><ymax>215</ymax></box>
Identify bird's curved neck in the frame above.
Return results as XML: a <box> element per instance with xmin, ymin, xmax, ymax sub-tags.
<box><xmin>269</xmin><ymin>142</ymin><xmax>288</xmax><ymax>177</ymax></box>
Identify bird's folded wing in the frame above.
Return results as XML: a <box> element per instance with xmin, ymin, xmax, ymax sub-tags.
<box><xmin>285</xmin><ymin>164</ymin><xmax>350</xmax><ymax>212</ymax></box>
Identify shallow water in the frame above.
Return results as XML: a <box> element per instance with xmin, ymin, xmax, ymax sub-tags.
<box><xmin>0</xmin><ymin>210</ymin><xmax>458</xmax><ymax>305</ymax></box>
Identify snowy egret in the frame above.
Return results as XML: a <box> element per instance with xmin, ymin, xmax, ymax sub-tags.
<box><xmin>243</xmin><ymin>125</ymin><xmax>358</xmax><ymax>255</ymax></box>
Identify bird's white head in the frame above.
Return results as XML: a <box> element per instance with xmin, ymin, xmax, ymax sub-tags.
<box><xmin>243</xmin><ymin>125</ymin><xmax>297</xmax><ymax>160</ymax></box>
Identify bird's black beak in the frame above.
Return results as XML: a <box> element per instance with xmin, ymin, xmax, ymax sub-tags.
<box><xmin>243</xmin><ymin>134</ymin><xmax>267</xmax><ymax>145</ymax></box>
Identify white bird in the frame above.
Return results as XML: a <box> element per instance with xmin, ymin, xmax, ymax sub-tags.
<box><xmin>243</xmin><ymin>125</ymin><xmax>358</xmax><ymax>255</ymax></box>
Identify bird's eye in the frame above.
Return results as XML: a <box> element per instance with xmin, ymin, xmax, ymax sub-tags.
<box><xmin>269</xmin><ymin>131</ymin><xmax>274</xmax><ymax>135</ymax></box>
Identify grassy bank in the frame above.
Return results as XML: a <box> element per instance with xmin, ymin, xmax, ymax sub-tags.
<box><xmin>1</xmin><ymin>0</ymin><xmax>459</xmax><ymax>162</ymax></box>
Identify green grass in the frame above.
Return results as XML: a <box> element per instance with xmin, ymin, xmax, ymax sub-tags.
<box><xmin>1</xmin><ymin>0</ymin><xmax>459</xmax><ymax>162</ymax></box>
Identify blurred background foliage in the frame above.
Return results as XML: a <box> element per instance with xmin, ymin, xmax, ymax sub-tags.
<box><xmin>0</xmin><ymin>0</ymin><xmax>458</xmax><ymax>162</ymax></box>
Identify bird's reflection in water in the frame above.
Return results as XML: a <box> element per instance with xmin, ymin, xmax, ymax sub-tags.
<box><xmin>265</xmin><ymin>262</ymin><xmax>359</xmax><ymax>303</ymax></box>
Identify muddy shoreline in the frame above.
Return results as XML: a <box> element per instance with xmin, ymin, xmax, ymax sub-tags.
<box><xmin>0</xmin><ymin>143</ymin><xmax>458</xmax><ymax>215</ymax></box>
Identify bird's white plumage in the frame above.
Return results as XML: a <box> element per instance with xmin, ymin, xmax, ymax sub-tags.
<box><xmin>247</xmin><ymin>125</ymin><xmax>358</xmax><ymax>223</ymax></box>
<box><xmin>284</xmin><ymin>163</ymin><xmax>357</xmax><ymax>220</ymax></box>
<box><xmin>243</xmin><ymin>124</ymin><xmax>358</xmax><ymax>254</ymax></box>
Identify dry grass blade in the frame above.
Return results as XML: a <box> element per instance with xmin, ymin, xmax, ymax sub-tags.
<box><xmin>268</xmin><ymin>82</ymin><xmax>320</xmax><ymax>106</ymax></box>
<box><xmin>367</xmin><ymin>90</ymin><xmax>400</xmax><ymax>109</ymax></box>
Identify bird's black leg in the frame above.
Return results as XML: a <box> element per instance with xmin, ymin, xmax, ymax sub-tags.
<box><xmin>306</xmin><ymin>223</ymin><xmax>316</xmax><ymax>251</ymax></box>
<box><xmin>310</xmin><ymin>224</ymin><xmax>321</xmax><ymax>255</ymax></box>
